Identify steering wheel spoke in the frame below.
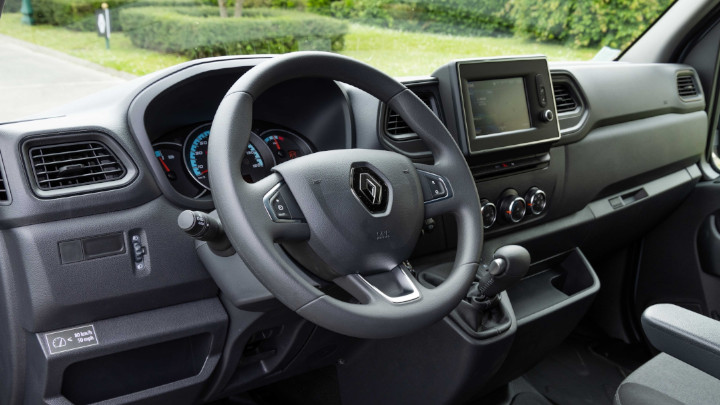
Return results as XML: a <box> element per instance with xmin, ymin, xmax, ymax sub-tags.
<box><xmin>333</xmin><ymin>265</ymin><xmax>424</xmax><ymax>305</ymax></box>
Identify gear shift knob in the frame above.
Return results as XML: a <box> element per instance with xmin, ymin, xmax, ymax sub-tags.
<box><xmin>476</xmin><ymin>245</ymin><xmax>530</xmax><ymax>298</ymax></box>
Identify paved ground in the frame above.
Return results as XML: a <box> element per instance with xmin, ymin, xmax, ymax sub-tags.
<box><xmin>0</xmin><ymin>34</ymin><xmax>131</xmax><ymax>122</ymax></box>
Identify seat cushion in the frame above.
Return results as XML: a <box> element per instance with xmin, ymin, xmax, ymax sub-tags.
<box><xmin>615</xmin><ymin>353</ymin><xmax>720</xmax><ymax>405</ymax></box>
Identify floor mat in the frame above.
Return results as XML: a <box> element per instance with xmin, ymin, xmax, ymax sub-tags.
<box><xmin>523</xmin><ymin>337</ymin><xmax>646</xmax><ymax>405</ymax></box>
<box><xmin>249</xmin><ymin>366</ymin><xmax>341</xmax><ymax>405</ymax></box>
<box><xmin>510</xmin><ymin>392</ymin><xmax>553</xmax><ymax>405</ymax></box>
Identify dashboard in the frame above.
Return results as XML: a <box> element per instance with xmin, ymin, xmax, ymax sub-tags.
<box><xmin>0</xmin><ymin>52</ymin><xmax>710</xmax><ymax>405</ymax></box>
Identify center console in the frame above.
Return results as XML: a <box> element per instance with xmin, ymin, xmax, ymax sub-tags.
<box><xmin>338</xmin><ymin>56</ymin><xmax>597</xmax><ymax>404</ymax></box>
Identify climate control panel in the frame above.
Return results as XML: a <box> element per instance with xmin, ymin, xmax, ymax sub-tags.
<box><xmin>480</xmin><ymin>187</ymin><xmax>548</xmax><ymax>229</ymax></box>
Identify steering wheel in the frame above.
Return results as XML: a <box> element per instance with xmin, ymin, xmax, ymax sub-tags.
<box><xmin>208</xmin><ymin>52</ymin><xmax>482</xmax><ymax>339</ymax></box>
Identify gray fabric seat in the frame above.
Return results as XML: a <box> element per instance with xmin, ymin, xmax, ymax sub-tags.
<box><xmin>615</xmin><ymin>353</ymin><xmax>720</xmax><ymax>405</ymax></box>
<box><xmin>615</xmin><ymin>304</ymin><xmax>720</xmax><ymax>405</ymax></box>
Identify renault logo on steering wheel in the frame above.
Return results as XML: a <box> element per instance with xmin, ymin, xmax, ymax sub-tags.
<box><xmin>351</xmin><ymin>166</ymin><xmax>389</xmax><ymax>214</ymax></box>
<box><xmin>359</xmin><ymin>172</ymin><xmax>383</xmax><ymax>205</ymax></box>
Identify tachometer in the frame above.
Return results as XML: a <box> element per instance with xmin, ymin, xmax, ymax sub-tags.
<box><xmin>262</xmin><ymin>129</ymin><xmax>313</xmax><ymax>164</ymax></box>
<box><xmin>183</xmin><ymin>124</ymin><xmax>275</xmax><ymax>189</ymax></box>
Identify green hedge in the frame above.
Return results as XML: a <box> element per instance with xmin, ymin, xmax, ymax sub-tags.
<box><xmin>31</xmin><ymin>0</ymin><xmax>135</xmax><ymax>28</ymax></box>
<box><xmin>310</xmin><ymin>0</ymin><xmax>511</xmax><ymax>35</ymax></box>
<box><xmin>198</xmin><ymin>0</ymin><xmax>305</xmax><ymax>9</ymax></box>
<box><xmin>310</xmin><ymin>0</ymin><xmax>670</xmax><ymax>48</ymax></box>
<box><xmin>3</xmin><ymin>0</ymin><xmax>23</xmax><ymax>13</ymax></box>
<box><xmin>512</xmin><ymin>0</ymin><xmax>674</xmax><ymax>49</ymax></box>
<box><xmin>30</xmin><ymin>0</ymin><xmax>201</xmax><ymax>31</ymax></box>
<box><xmin>120</xmin><ymin>7</ymin><xmax>347</xmax><ymax>57</ymax></box>
<box><xmin>393</xmin><ymin>0</ymin><xmax>511</xmax><ymax>33</ymax></box>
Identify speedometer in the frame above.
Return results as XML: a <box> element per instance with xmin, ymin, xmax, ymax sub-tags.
<box><xmin>183</xmin><ymin>124</ymin><xmax>275</xmax><ymax>189</ymax></box>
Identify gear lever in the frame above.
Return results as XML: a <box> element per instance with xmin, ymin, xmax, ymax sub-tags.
<box><xmin>474</xmin><ymin>245</ymin><xmax>531</xmax><ymax>299</ymax></box>
<box><xmin>452</xmin><ymin>245</ymin><xmax>530</xmax><ymax>337</ymax></box>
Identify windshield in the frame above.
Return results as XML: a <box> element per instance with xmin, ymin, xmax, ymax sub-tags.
<box><xmin>0</xmin><ymin>0</ymin><xmax>674</xmax><ymax>121</ymax></box>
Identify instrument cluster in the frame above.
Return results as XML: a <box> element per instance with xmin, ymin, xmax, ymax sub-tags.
<box><xmin>152</xmin><ymin>121</ymin><xmax>314</xmax><ymax>199</ymax></box>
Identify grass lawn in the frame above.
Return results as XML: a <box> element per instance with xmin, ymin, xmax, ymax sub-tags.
<box><xmin>343</xmin><ymin>24</ymin><xmax>600</xmax><ymax>76</ymax></box>
<box><xmin>0</xmin><ymin>13</ymin><xmax>599</xmax><ymax>77</ymax></box>
<box><xmin>0</xmin><ymin>13</ymin><xmax>188</xmax><ymax>76</ymax></box>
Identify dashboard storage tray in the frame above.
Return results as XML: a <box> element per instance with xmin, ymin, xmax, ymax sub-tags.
<box><xmin>28</xmin><ymin>299</ymin><xmax>227</xmax><ymax>405</ymax></box>
<box><xmin>62</xmin><ymin>334</ymin><xmax>211</xmax><ymax>404</ymax></box>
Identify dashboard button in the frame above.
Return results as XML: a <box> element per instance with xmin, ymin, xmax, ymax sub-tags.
<box><xmin>426</xmin><ymin>176</ymin><xmax>447</xmax><ymax>199</ymax></box>
<box><xmin>540</xmin><ymin>110</ymin><xmax>555</xmax><ymax>122</ymax></box>
<box><xmin>540</xmin><ymin>109</ymin><xmax>554</xmax><ymax>122</ymax></box>
<box><xmin>480</xmin><ymin>199</ymin><xmax>497</xmax><ymax>229</ymax></box>
<box><xmin>525</xmin><ymin>187</ymin><xmax>547</xmax><ymax>215</ymax></box>
<box><xmin>535</xmin><ymin>74</ymin><xmax>548</xmax><ymax>108</ymax></box>
<box><xmin>263</xmin><ymin>183</ymin><xmax>305</xmax><ymax>222</ymax></box>
<box><xmin>500</xmin><ymin>193</ymin><xmax>526</xmax><ymax>223</ymax></box>
<box><xmin>269</xmin><ymin>192</ymin><xmax>291</xmax><ymax>220</ymax></box>
<box><xmin>419</xmin><ymin>171</ymin><xmax>449</xmax><ymax>202</ymax></box>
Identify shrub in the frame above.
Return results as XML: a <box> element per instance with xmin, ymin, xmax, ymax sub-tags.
<box><xmin>569</xmin><ymin>0</ymin><xmax>673</xmax><ymax>48</ymax></box>
<box><xmin>512</xmin><ymin>0</ymin><xmax>674</xmax><ymax>49</ymax></box>
<box><xmin>307</xmin><ymin>0</ymin><xmax>332</xmax><ymax>14</ymax></box>
<box><xmin>31</xmin><ymin>0</ymin><xmax>137</xmax><ymax>29</ymax></box>
<box><xmin>30</xmin><ymin>0</ymin><xmax>202</xmax><ymax>31</ymax></box>
<box><xmin>312</xmin><ymin>0</ymin><xmax>511</xmax><ymax>34</ymax></box>
<box><xmin>119</xmin><ymin>7</ymin><xmax>348</xmax><ymax>58</ymax></box>
<box><xmin>395</xmin><ymin>0</ymin><xmax>512</xmax><ymax>33</ymax></box>
<box><xmin>329</xmin><ymin>0</ymin><xmax>393</xmax><ymax>25</ymax></box>
<box><xmin>4</xmin><ymin>0</ymin><xmax>23</xmax><ymax>13</ymax></box>
<box><xmin>510</xmin><ymin>0</ymin><xmax>572</xmax><ymax>42</ymax></box>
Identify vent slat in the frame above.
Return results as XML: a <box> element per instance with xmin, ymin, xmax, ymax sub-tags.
<box><xmin>385</xmin><ymin>92</ymin><xmax>435</xmax><ymax>137</ymax></box>
<box><xmin>31</xmin><ymin>146</ymin><xmax>107</xmax><ymax>159</ymax></box>
<box><xmin>37</xmin><ymin>172</ymin><xmax>125</xmax><ymax>186</ymax></box>
<box><xmin>33</xmin><ymin>155</ymin><xmax>113</xmax><ymax>168</ymax></box>
<box><xmin>0</xmin><ymin>152</ymin><xmax>9</xmax><ymax>203</ymax></box>
<box><xmin>29</xmin><ymin>141</ymin><xmax>126</xmax><ymax>191</ymax></box>
<box><xmin>553</xmin><ymin>83</ymin><xmax>579</xmax><ymax>113</ymax></box>
<box><xmin>677</xmin><ymin>75</ymin><xmax>698</xmax><ymax>99</ymax></box>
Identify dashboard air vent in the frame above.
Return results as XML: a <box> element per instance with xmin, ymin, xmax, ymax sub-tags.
<box><xmin>677</xmin><ymin>74</ymin><xmax>699</xmax><ymax>99</ymax></box>
<box><xmin>0</xmin><ymin>155</ymin><xmax>9</xmax><ymax>204</ymax></box>
<box><xmin>385</xmin><ymin>92</ymin><xmax>435</xmax><ymax>140</ymax></box>
<box><xmin>553</xmin><ymin>83</ymin><xmax>579</xmax><ymax>113</ymax></box>
<box><xmin>29</xmin><ymin>141</ymin><xmax>126</xmax><ymax>191</ymax></box>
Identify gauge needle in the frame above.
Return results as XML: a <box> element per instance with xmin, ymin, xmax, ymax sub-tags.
<box><xmin>273</xmin><ymin>138</ymin><xmax>281</xmax><ymax>150</ymax></box>
<box><xmin>158</xmin><ymin>157</ymin><xmax>170</xmax><ymax>172</ymax></box>
<box><xmin>201</xmin><ymin>170</ymin><xmax>209</xmax><ymax>175</ymax></box>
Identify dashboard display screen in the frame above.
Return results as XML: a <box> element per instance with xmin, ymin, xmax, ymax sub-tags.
<box><xmin>467</xmin><ymin>77</ymin><xmax>531</xmax><ymax>136</ymax></box>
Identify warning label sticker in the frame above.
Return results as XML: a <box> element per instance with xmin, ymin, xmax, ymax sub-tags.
<box><xmin>44</xmin><ymin>325</ymin><xmax>99</xmax><ymax>355</ymax></box>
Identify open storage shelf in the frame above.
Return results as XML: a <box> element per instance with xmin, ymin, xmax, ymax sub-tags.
<box><xmin>62</xmin><ymin>334</ymin><xmax>211</xmax><ymax>404</ymax></box>
<box><xmin>508</xmin><ymin>249</ymin><xmax>598</xmax><ymax>321</ymax></box>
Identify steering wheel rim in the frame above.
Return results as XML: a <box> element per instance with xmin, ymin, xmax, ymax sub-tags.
<box><xmin>209</xmin><ymin>52</ymin><xmax>483</xmax><ymax>339</ymax></box>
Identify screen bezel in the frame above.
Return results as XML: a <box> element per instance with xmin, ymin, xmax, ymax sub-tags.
<box><xmin>456</xmin><ymin>57</ymin><xmax>560</xmax><ymax>154</ymax></box>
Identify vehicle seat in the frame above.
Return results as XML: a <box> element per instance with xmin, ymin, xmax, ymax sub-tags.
<box><xmin>614</xmin><ymin>304</ymin><xmax>720</xmax><ymax>405</ymax></box>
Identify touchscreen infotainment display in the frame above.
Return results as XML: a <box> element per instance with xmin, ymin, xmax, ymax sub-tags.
<box><xmin>467</xmin><ymin>77</ymin><xmax>531</xmax><ymax>136</ymax></box>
